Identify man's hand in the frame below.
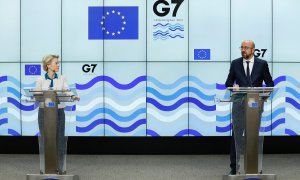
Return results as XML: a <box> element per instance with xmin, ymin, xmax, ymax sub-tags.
<box><xmin>233</xmin><ymin>84</ymin><xmax>239</xmax><ymax>91</ymax></box>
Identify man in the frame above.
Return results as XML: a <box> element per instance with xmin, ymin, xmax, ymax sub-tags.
<box><xmin>225</xmin><ymin>40</ymin><xmax>274</xmax><ymax>175</ymax></box>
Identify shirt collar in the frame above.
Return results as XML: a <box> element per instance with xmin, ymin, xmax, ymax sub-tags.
<box><xmin>45</xmin><ymin>73</ymin><xmax>58</xmax><ymax>80</ymax></box>
<box><xmin>243</xmin><ymin>55</ymin><xmax>254</xmax><ymax>63</ymax></box>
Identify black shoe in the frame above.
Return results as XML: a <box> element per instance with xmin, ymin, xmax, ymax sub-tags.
<box><xmin>57</xmin><ymin>169</ymin><xmax>66</xmax><ymax>175</ymax></box>
<box><xmin>229</xmin><ymin>169</ymin><xmax>236</xmax><ymax>175</ymax></box>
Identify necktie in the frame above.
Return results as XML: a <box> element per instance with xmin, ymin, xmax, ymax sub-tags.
<box><xmin>246</xmin><ymin>61</ymin><xmax>251</xmax><ymax>86</ymax></box>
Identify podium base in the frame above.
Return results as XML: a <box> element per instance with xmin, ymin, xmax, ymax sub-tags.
<box><xmin>223</xmin><ymin>174</ymin><xmax>276</xmax><ymax>180</ymax></box>
<box><xmin>26</xmin><ymin>174</ymin><xmax>79</xmax><ymax>180</ymax></box>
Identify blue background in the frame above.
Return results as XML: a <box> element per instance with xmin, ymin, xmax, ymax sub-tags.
<box><xmin>1</xmin><ymin>0</ymin><xmax>300</xmax><ymax>136</ymax></box>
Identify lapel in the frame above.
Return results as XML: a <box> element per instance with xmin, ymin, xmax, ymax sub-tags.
<box><xmin>238</xmin><ymin>58</ymin><xmax>247</xmax><ymax>80</ymax></box>
<box><xmin>251</xmin><ymin>57</ymin><xmax>258</xmax><ymax>79</ymax></box>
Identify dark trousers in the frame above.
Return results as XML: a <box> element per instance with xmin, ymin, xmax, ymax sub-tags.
<box><xmin>230</xmin><ymin>131</ymin><xmax>237</xmax><ymax>171</ymax></box>
<box><xmin>38</xmin><ymin>108</ymin><xmax>67</xmax><ymax>174</ymax></box>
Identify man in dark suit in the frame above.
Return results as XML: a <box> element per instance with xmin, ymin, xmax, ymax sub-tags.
<box><xmin>225</xmin><ymin>40</ymin><xmax>274</xmax><ymax>175</ymax></box>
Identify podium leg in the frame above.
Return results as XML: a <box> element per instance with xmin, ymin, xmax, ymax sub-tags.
<box><xmin>43</xmin><ymin>92</ymin><xmax>58</xmax><ymax>174</ymax></box>
<box><xmin>245</xmin><ymin>93</ymin><xmax>261</xmax><ymax>173</ymax></box>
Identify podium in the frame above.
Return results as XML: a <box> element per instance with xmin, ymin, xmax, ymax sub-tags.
<box><xmin>23</xmin><ymin>89</ymin><xmax>79</xmax><ymax>180</ymax></box>
<box><xmin>222</xmin><ymin>87</ymin><xmax>277</xmax><ymax>180</ymax></box>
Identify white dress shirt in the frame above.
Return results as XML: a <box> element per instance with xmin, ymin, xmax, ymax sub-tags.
<box><xmin>243</xmin><ymin>55</ymin><xmax>254</xmax><ymax>76</ymax></box>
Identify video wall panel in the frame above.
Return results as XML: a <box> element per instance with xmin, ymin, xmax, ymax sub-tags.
<box><xmin>147</xmin><ymin>62</ymin><xmax>188</xmax><ymax>136</ymax></box>
<box><xmin>273</xmin><ymin>0</ymin><xmax>300</xmax><ymax>62</ymax></box>
<box><xmin>0</xmin><ymin>0</ymin><xmax>20</xmax><ymax>62</ymax></box>
<box><xmin>0</xmin><ymin>63</ymin><xmax>21</xmax><ymax>135</ymax></box>
<box><xmin>21</xmin><ymin>0</ymin><xmax>61</xmax><ymax>62</ymax></box>
<box><xmin>147</xmin><ymin>0</ymin><xmax>188</xmax><ymax>61</ymax></box>
<box><xmin>189</xmin><ymin>62</ymin><xmax>230</xmax><ymax>136</ymax></box>
<box><xmin>104</xmin><ymin>62</ymin><xmax>146</xmax><ymax>136</ymax></box>
<box><xmin>231</xmin><ymin>0</ymin><xmax>272</xmax><ymax>62</ymax></box>
<box><xmin>189</xmin><ymin>0</ymin><xmax>230</xmax><ymax>62</ymax></box>
<box><xmin>62</xmin><ymin>0</ymin><xmax>104</xmax><ymax>62</ymax></box>
<box><xmin>62</xmin><ymin>62</ymin><xmax>104</xmax><ymax>136</ymax></box>
<box><xmin>103</xmin><ymin>0</ymin><xmax>146</xmax><ymax>61</ymax></box>
<box><xmin>272</xmin><ymin>63</ymin><xmax>300</xmax><ymax>136</ymax></box>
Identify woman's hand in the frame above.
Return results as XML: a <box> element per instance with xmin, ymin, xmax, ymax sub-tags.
<box><xmin>72</xmin><ymin>95</ymin><xmax>80</xmax><ymax>101</ymax></box>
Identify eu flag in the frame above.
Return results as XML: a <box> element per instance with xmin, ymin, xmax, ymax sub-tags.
<box><xmin>25</xmin><ymin>64</ymin><xmax>41</xmax><ymax>75</ymax></box>
<box><xmin>88</xmin><ymin>6</ymin><xmax>139</xmax><ymax>40</ymax></box>
<box><xmin>194</xmin><ymin>49</ymin><xmax>211</xmax><ymax>60</ymax></box>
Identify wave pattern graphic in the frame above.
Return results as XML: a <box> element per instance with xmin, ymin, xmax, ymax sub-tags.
<box><xmin>73</xmin><ymin>75</ymin><xmax>147</xmax><ymax>136</ymax></box>
<box><xmin>147</xmin><ymin>75</ymin><xmax>188</xmax><ymax>136</ymax></box>
<box><xmin>77</xmin><ymin>119</ymin><xmax>146</xmax><ymax>133</ymax></box>
<box><xmin>76</xmin><ymin>108</ymin><xmax>146</xmax><ymax>123</ymax></box>
<box><xmin>104</xmin><ymin>76</ymin><xmax>146</xmax><ymax>135</ymax></box>
<box><xmin>271</xmin><ymin>75</ymin><xmax>300</xmax><ymax>135</ymax></box>
<box><xmin>75</xmin><ymin>76</ymin><xmax>146</xmax><ymax>90</ymax></box>
<box><xmin>0</xmin><ymin>76</ymin><xmax>22</xmax><ymax>135</ymax></box>
<box><xmin>153</xmin><ymin>23</ymin><xmax>184</xmax><ymax>30</ymax></box>
<box><xmin>147</xmin><ymin>97</ymin><xmax>215</xmax><ymax>111</ymax></box>
<box><xmin>1</xmin><ymin>75</ymin><xmax>300</xmax><ymax>136</ymax></box>
<box><xmin>153</xmin><ymin>23</ymin><xmax>184</xmax><ymax>40</ymax></box>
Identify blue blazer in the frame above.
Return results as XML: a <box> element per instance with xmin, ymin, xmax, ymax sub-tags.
<box><xmin>225</xmin><ymin>57</ymin><xmax>274</xmax><ymax>87</ymax></box>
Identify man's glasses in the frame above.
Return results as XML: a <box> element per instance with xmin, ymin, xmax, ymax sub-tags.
<box><xmin>239</xmin><ymin>46</ymin><xmax>253</xmax><ymax>50</ymax></box>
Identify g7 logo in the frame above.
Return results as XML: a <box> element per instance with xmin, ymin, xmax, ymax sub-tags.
<box><xmin>254</xmin><ymin>49</ymin><xmax>267</xmax><ymax>58</ymax></box>
<box><xmin>82</xmin><ymin>64</ymin><xmax>97</xmax><ymax>73</ymax></box>
<box><xmin>153</xmin><ymin>0</ymin><xmax>184</xmax><ymax>17</ymax></box>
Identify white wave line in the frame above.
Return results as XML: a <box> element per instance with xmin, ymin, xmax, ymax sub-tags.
<box><xmin>147</xmin><ymin>108</ymin><xmax>188</xmax><ymax>123</ymax></box>
<box><xmin>266</xmin><ymin>97</ymin><xmax>285</xmax><ymax>111</ymax></box>
<box><xmin>216</xmin><ymin>104</ymin><xmax>231</xmax><ymax>111</ymax></box>
<box><xmin>76</xmin><ymin>97</ymin><xmax>104</xmax><ymax>111</ymax></box>
<box><xmin>189</xmin><ymin>108</ymin><xmax>216</xmax><ymax>122</ymax></box>
<box><xmin>286</xmin><ymin>108</ymin><xmax>300</xmax><ymax>122</ymax></box>
<box><xmin>7</xmin><ymin>108</ymin><xmax>20</xmax><ymax>119</ymax></box>
<box><xmin>147</xmin><ymin>107</ymin><xmax>215</xmax><ymax>123</ymax></box>
<box><xmin>76</xmin><ymin>97</ymin><xmax>146</xmax><ymax>112</ymax></box>
<box><xmin>21</xmin><ymin>112</ymin><xmax>38</xmax><ymax>122</ymax></box>
<box><xmin>0</xmin><ymin>97</ymin><xmax>6</xmax><ymax>104</ymax></box>
<box><xmin>65</xmin><ymin>115</ymin><xmax>76</xmax><ymax>123</ymax></box>
<box><xmin>105</xmin><ymin>97</ymin><xmax>146</xmax><ymax>112</ymax></box>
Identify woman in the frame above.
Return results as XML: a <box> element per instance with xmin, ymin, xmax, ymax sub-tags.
<box><xmin>36</xmin><ymin>54</ymin><xmax>79</xmax><ymax>174</ymax></box>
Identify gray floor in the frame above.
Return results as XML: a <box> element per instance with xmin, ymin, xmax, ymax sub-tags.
<box><xmin>0</xmin><ymin>154</ymin><xmax>299</xmax><ymax>180</ymax></box>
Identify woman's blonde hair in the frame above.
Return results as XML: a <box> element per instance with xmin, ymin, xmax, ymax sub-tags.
<box><xmin>42</xmin><ymin>54</ymin><xmax>59</xmax><ymax>72</ymax></box>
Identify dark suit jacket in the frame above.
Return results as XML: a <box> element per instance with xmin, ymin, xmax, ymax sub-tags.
<box><xmin>225</xmin><ymin>57</ymin><xmax>274</xmax><ymax>87</ymax></box>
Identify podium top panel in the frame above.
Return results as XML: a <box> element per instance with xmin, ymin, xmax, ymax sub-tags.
<box><xmin>29</xmin><ymin>89</ymin><xmax>71</xmax><ymax>93</ymax></box>
<box><xmin>24</xmin><ymin>87</ymin><xmax>77</xmax><ymax>96</ymax></box>
<box><xmin>227</xmin><ymin>87</ymin><xmax>276</xmax><ymax>93</ymax></box>
<box><xmin>22</xmin><ymin>87</ymin><xmax>77</xmax><ymax>103</ymax></box>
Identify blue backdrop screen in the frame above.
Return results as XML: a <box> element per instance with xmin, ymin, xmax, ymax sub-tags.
<box><xmin>0</xmin><ymin>0</ymin><xmax>300</xmax><ymax>136</ymax></box>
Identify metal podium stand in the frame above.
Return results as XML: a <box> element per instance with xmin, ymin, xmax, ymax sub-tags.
<box><xmin>23</xmin><ymin>89</ymin><xmax>79</xmax><ymax>180</ymax></box>
<box><xmin>222</xmin><ymin>87</ymin><xmax>276</xmax><ymax>180</ymax></box>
